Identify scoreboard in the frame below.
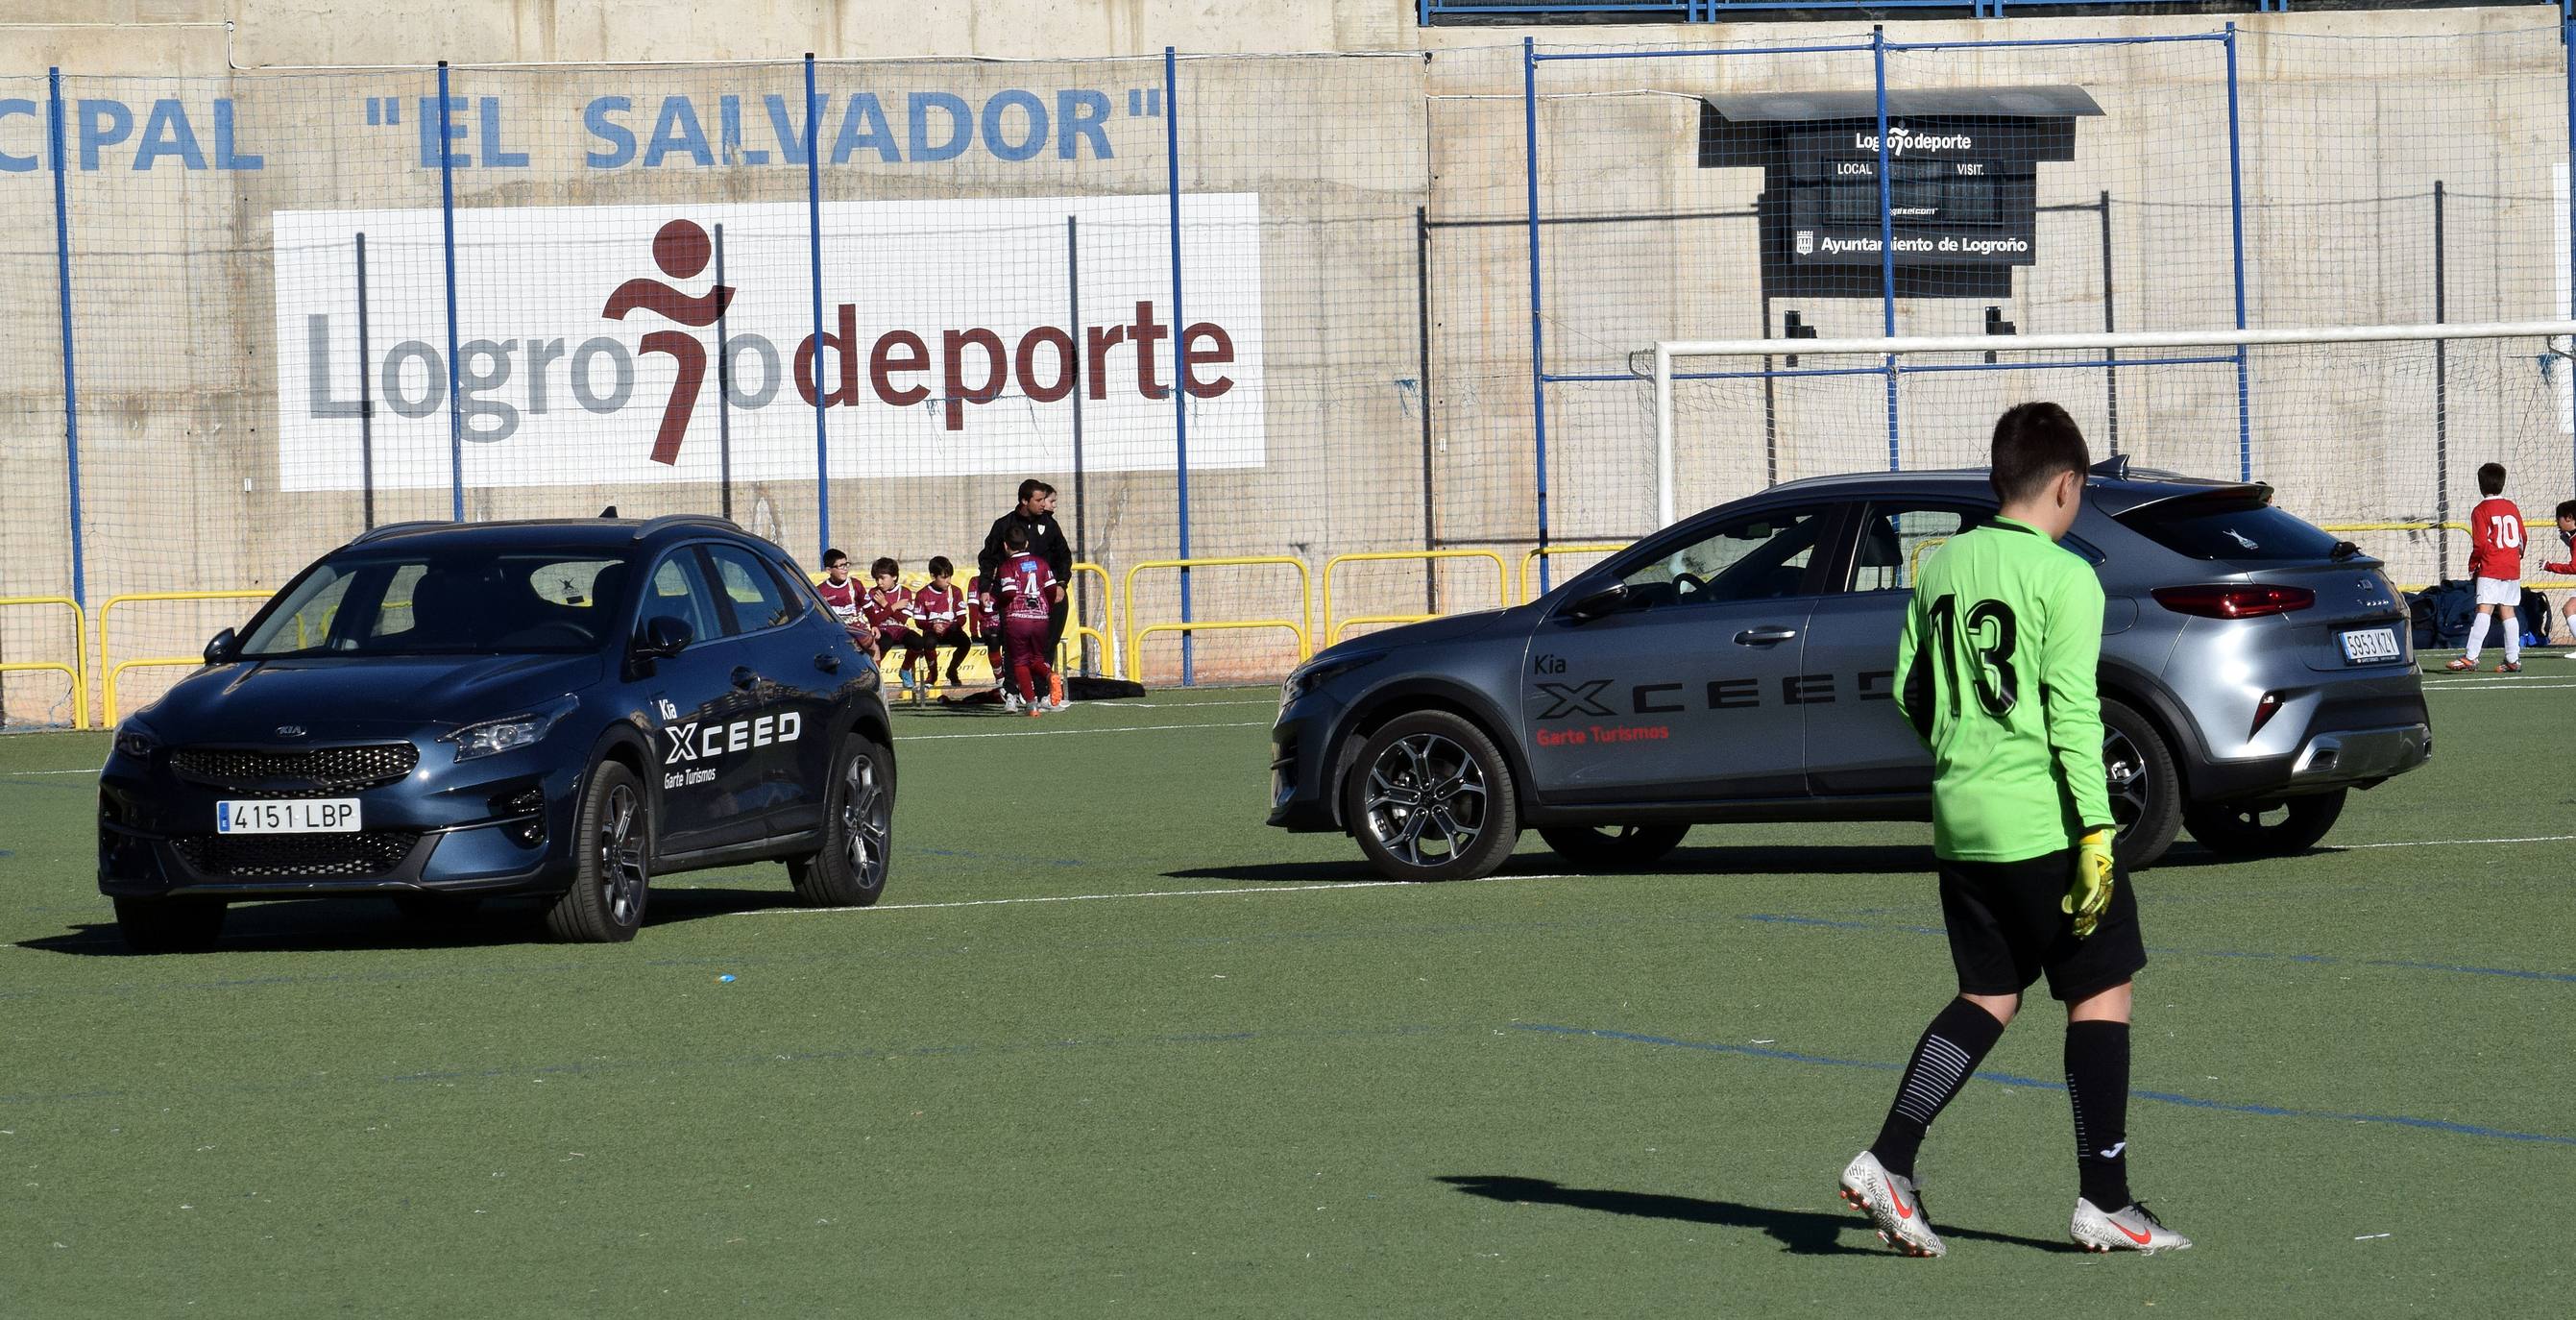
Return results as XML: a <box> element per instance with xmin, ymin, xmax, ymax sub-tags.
<box><xmin>1700</xmin><ymin>86</ymin><xmax>2101</xmax><ymax>299</ymax></box>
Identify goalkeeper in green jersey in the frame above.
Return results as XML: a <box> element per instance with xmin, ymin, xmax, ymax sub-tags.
<box><xmin>1835</xmin><ymin>403</ymin><xmax>2193</xmax><ymax>1259</ymax></box>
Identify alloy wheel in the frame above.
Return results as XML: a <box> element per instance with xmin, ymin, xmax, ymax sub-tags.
<box><xmin>1360</xmin><ymin>732</ymin><xmax>1489</xmax><ymax>868</ymax></box>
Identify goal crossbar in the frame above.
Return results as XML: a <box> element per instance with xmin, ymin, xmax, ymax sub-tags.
<box><xmin>1648</xmin><ymin>320</ymin><xmax>2576</xmax><ymax>526</ymax></box>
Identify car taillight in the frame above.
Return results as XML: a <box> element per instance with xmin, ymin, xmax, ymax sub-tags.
<box><xmin>2151</xmin><ymin>584</ymin><xmax>2316</xmax><ymax>619</ymax></box>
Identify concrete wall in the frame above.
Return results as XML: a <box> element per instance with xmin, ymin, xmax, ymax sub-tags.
<box><xmin>0</xmin><ymin>5</ymin><xmax>2566</xmax><ymax>721</ymax></box>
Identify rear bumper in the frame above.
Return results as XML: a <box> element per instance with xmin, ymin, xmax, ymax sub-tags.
<box><xmin>2188</xmin><ymin>721</ymin><xmax>2431</xmax><ymax>802</ymax></box>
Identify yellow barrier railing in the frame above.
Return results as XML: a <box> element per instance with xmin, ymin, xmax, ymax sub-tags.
<box><xmin>2320</xmin><ymin>521</ymin><xmax>2575</xmax><ymax>595</ymax></box>
<box><xmin>1518</xmin><ymin>542</ymin><xmax>1631</xmax><ymax>603</ymax></box>
<box><xmin>1122</xmin><ymin>556</ymin><xmax>1311</xmax><ymax>679</ymax></box>
<box><xmin>1329</xmin><ymin>613</ymin><xmax>1442</xmax><ymax>646</ymax></box>
<box><xmin>1321</xmin><ymin>550</ymin><xmax>1509</xmax><ymax>648</ymax></box>
<box><xmin>99</xmin><ymin>590</ymin><xmax>274</xmax><ymax>725</ymax></box>
<box><xmin>1067</xmin><ymin>561</ymin><xmax>1117</xmax><ymax>677</ymax></box>
<box><xmin>0</xmin><ymin>596</ymin><xmax>90</xmax><ymax>730</ymax></box>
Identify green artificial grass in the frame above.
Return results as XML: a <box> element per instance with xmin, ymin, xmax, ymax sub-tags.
<box><xmin>1</xmin><ymin>675</ymin><xmax>2568</xmax><ymax>1314</ymax></box>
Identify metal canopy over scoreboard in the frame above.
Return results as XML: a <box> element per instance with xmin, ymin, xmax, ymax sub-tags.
<box><xmin>1699</xmin><ymin>86</ymin><xmax>2102</xmax><ymax>300</ymax></box>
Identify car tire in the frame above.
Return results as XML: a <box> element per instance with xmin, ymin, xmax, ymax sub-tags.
<box><xmin>111</xmin><ymin>896</ymin><xmax>227</xmax><ymax>954</ymax></box>
<box><xmin>1344</xmin><ymin>711</ymin><xmax>1519</xmax><ymax>882</ymax></box>
<box><xmin>2183</xmin><ymin>789</ymin><xmax>2347</xmax><ymax>858</ymax></box>
<box><xmin>545</xmin><ymin>760</ymin><xmax>649</xmax><ymax>942</ymax></box>
<box><xmin>789</xmin><ymin>733</ymin><xmax>894</xmax><ymax>908</ymax></box>
<box><xmin>1538</xmin><ymin>823</ymin><xmax>1689</xmax><ymax>870</ymax></box>
<box><xmin>2102</xmin><ymin>698</ymin><xmax>2181</xmax><ymax>871</ymax></box>
<box><xmin>390</xmin><ymin>892</ymin><xmax>482</xmax><ymax>926</ymax></box>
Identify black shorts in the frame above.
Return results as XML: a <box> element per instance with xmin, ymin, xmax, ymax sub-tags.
<box><xmin>1937</xmin><ymin>850</ymin><xmax>2146</xmax><ymax>1003</ymax></box>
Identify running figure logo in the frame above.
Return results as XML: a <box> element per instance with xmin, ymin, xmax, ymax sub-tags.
<box><xmin>602</xmin><ymin>219</ymin><xmax>736</xmax><ymax>465</ymax></box>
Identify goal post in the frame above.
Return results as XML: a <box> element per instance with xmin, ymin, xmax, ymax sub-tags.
<box><xmin>1647</xmin><ymin>323</ymin><xmax>2576</xmax><ymax>573</ymax></box>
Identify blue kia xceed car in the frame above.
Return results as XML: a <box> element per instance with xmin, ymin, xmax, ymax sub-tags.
<box><xmin>99</xmin><ymin>515</ymin><xmax>894</xmax><ymax>950</ymax></box>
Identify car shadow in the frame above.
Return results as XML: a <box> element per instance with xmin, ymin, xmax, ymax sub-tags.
<box><xmin>16</xmin><ymin>883</ymin><xmax>805</xmax><ymax>957</ymax></box>
<box><xmin>1436</xmin><ymin>1174</ymin><xmax>2080</xmax><ymax>1256</ymax></box>
<box><xmin>1169</xmin><ymin>839</ymin><xmax>2255</xmax><ymax>886</ymax></box>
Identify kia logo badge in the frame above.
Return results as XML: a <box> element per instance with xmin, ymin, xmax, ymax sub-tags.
<box><xmin>276</xmin><ymin>724</ymin><xmax>306</xmax><ymax>739</ymax></box>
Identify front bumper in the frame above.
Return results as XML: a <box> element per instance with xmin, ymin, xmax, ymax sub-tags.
<box><xmin>1266</xmin><ymin>696</ymin><xmax>1343</xmax><ymax>833</ymax></box>
<box><xmin>99</xmin><ymin>739</ymin><xmax>584</xmax><ymax>900</ymax></box>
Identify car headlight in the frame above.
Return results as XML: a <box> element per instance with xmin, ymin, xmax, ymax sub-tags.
<box><xmin>1280</xmin><ymin>651</ymin><xmax>1386</xmax><ymax>708</ymax></box>
<box><xmin>443</xmin><ymin>697</ymin><xmax>578</xmax><ymax>763</ymax></box>
<box><xmin>112</xmin><ymin>721</ymin><xmax>158</xmax><ymax>760</ymax></box>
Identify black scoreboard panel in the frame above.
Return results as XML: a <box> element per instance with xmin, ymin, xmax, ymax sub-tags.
<box><xmin>1699</xmin><ymin>89</ymin><xmax>2096</xmax><ymax>300</ymax></box>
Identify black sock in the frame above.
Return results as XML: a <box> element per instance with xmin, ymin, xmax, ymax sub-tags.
<box><xmin>2066</xmin><ymin>1020</ymin><xmax>2132</xmax><ymax>1210</ymax></box>
<box><xmin>1871</xmin><ymin>997</ymin><xmax>2007</xmax><ymax>1179</ymax></box>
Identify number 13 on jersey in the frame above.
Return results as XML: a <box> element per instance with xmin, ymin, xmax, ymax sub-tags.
<box><xmin>1927</xmin><ymin>593</ymin><xmax>2020</xmax><ymax>719</ymax></box>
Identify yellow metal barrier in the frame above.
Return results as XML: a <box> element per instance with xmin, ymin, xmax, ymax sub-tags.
<box><xmin>1067</xmin><ymin>561</ymin><xmax>1118</xmax><ymax>676</ymax></box>
<box><xmin>99</xmin><ymin>590</ymin><xmax>274</xmax><ymax>725</ymax></box>
<box><xmin>1320</xmin><ymin>550</ymin><xmax>1509</xmax><ymax>647</ymax></box>
<box><xmin>1330</xmin><ymin>613</ymin><xmax>1441</xmax><ymax>646</ymax></box>
<box><xmin>1518</xmin><ymin>543</ymin><xmax>1631</xmax><ymax>603</ymax></box>
<box><xmin>0</xmin><ymin>596</ymin><xmax>90</xmax><ymax>730</ymax></box>
<box><xmin>1122</xmin><ymin>556</ymin><xmax>1311</xmax><ymax>679</ymax></box>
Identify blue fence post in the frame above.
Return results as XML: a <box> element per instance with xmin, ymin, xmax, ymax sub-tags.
<box><xmin>804</xmin><ymin>54</ymin><xmax>830</xmax><ymax>560</ymax></box>
<box><xmin>436</xmin><ymin>62</ymin><xmax>464</xmax><ymax>521</ymax></box>
<box><xmin>1522</xmin><ymin>36</ymin><xmax>1553</xmax><ymax>594</ymax></box>
<box><xmin>44</xmin><ymin>67</ymin><xmax>85</xmax><ymax>611</ymax></box>
<box><xmin>1873</xmin><ymin>27</ymin><xmax>1898</xmax><ymax>471</ymax></box>
<box><xmin>1164</xmin><ymin>45</ymin><xmax>1194</xmax><ymax>685</ymax></box>
<box><xmin>2224</xmin><ymin>23</ymin><xmax>2252</xmax><ymax>482</ymax></box>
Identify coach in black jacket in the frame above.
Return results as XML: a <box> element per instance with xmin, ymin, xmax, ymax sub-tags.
<box><xmin>979</xmin><ymin>478</ymin><xmax>1073</xmax><ymax>655</ymax></box>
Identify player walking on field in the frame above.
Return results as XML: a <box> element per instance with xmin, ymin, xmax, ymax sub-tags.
<box><xmin>996</xmin><ymin>526</ymin><xmax>1063</xmax><ymax>718</ymax></box>
<box><xmin>1837</xmin><ymin>402</ymin><xmax>2192</xmax><ymax>1259</ymax></box>
<box><xmin>2449</xmin><ymin>462</ymin><xmax>2525</xmax><ymax>673</ymax></box>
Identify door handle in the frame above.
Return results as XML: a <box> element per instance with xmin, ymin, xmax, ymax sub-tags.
<box><xmin>814</xmin><ymin>652</ymin><xmax>840</xmax><ymax>674</ymax></box>
<box><xmin>1734</xmin><ymin>625</ymin><xmax>1798</xmax><ymax>646</ymax></box>
<box><xmin>730</xmin><ymin>666</ymin><xmax>761</xmax><ymax>690</ymax></box>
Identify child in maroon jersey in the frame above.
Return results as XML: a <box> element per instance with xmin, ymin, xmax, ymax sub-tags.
<box><xmin>863</xmin><ymin>557</ymin><xmax>916</xmax><ymax>687</ymax></box>
<box><xmin>814</xmin><ymin>550</ymin><xmax>872</xmax><ymax>650</ymax></box>
<box><xmin>995</xmin><ymin>526</ymin><xmax>1062</xmax><ymax>717</ymax></box>
<box><xmin>966</xmin><ymin>570</ymin><xmax>1006</xmax><ymax>697</ymax></box>
<box><xmin>909</xmin><ymin>555</ymin><xmax>973</xmax><ymax>687</ymax></box>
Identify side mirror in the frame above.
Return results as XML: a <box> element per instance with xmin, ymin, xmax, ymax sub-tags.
<box><xmin>637</xmin><ymin>615</ymin><xmax>693</xmax><ymax>659</ymax></box>
<box><xmin>204</xmin><ymin>627</ymin><xmax>238</xmax><ymax>664</ymax></box>
<box><xmin>1562</xmin><ymin>583</ymin><xmax>1630</xmax><ymax>623</ymax></box>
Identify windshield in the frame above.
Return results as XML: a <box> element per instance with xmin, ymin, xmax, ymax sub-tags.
<box><xmin>236</xmin><ymin>550</ymin><xmax>630</xmax><ymax>658</ymax></box>
<box><xmin>2114</xmin><ymin>493</ymin><xmax>2343</xmax><ymax>563</ymax></box>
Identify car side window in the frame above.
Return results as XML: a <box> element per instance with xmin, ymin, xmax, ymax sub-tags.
<box><xmin>638</xmin><ymin>550</ymin><xmax>723</xmax><ymax>646</ymax></box>
<box><xmin>1617</xmin><ymin>506</ymin><xmax>1831</xmax><ymax>608</ymax></box>
<box><xmin>1846</xmin><ymin>504</ymin><xmax>1987</xmax><ymax>593</ymax></box>
<box><xmin>703</xmin><ymin>544</ymin><xmax>797</xmax><ymax>634</ymax></box>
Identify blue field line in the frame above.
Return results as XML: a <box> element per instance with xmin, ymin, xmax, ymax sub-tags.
<box><xmin>1739</xmin><ymin>914</ymin><xmax>2576</xmax><ymax>985</ymax></box>
<box><xmin>1515</xmin><ymin>1024</ymin><xmax>2576</xmax><ymax>1147</ymax></box>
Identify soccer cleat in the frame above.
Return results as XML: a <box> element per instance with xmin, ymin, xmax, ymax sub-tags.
<box><xmin>2069</xmin><ymin>1199</ymin><xmax>2193</xmax><ymax>1255</ymax></box>
<box><xmin>1837</xmin><ymin>1151</ymin><xmax>1946</xmax><ymax>1258</ymax></box>
<box><xmin>1049</xmin><ymin>672</ymin><xmax>1066</xmax><ymax>706</ymax></box>
<box><xmin>2496</xmin><ymin>660</ymin><xmax>2522</xmax><ymax>673</ymax></box>
<box><xmin>2442</xmin><ymin>656</ymin><xmax>2477</xmax><ymax>672</ymax></box>
<box><xmin>1002</xmin><ymin>692</ymin><xmax>1023</xmax><ymax>713</ymax></box>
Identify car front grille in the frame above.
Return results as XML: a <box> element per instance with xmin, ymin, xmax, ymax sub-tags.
<box><xmin>170</xmin><ymin>744</ymin><xmax>419</xmax><ymax>794</ymax></box>
<box><xmin>171</xmin><ymin>830</ymin><xmax>422</xmax><ymax>881</ymax></box>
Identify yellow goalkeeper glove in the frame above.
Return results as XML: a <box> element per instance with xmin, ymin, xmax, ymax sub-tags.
<box><xmin>2063</xmin><ymin>828</ymin><xmax>2117</xmax><ymax>939</ymax></box>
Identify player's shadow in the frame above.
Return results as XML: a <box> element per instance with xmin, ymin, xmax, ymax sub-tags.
<box><xmin>17</xmin><ymin>883</ymin><xmax>802</xmax><ymax>957</ymax></box>
<box><xmin>1437</xmin><ymin>1174</ymin><xmax>2080</xmax><ymax>1256</ymax></box>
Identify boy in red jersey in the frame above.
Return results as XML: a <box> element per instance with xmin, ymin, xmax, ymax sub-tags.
<box><xmin>964</xmin><ymin>571</ymin><xmax>1009</xmax><ymax>706</ymax></box>
<box><xmin>814</xmin><ymin>550</ymin><xmax>872</xmax><ymax>650</ymax></box>
<box><xmin>995</xmin><ymin>526</ymin><xmax>1063</xmax><ymax>717</ymax></box>
<box><xmin>863</xmin><ymin>557</ymin><xmax>918</xmax><ymax>694</ymax></box>
<box><xmin>909</xmin><ymin>556</ymin><xmax>974</xmax><ymax>689</ymax></box>
<box><xmin>2542</xmin><ymin>500</ymin><xmax>2576</xmax><ymax>654</ymax></box>
<box><xmin>2450</xmin><ymin>463</ymin><xmax>2525</xmax><ymax>673</ymax></box>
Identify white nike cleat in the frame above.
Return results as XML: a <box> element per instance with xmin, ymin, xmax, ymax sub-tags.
<box><xmin>2070</xmin><ymin>1199</ymin><xmax>2194</xmax><ymax>1254</ymax></box>
<box><xmin>1838</xmin><ymin>1150</ymin><xmax>1946</xmax><ymax>1258</ymax></box>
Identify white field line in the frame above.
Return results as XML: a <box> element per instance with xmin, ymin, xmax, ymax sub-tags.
<box><xmin>2334</xmin><ymin>833</ymin><xmax>2576</xmax><ymax>850</ymax></box>
<box><xmin>904</xmin><ymin>720</ymin><xmax>1267</xmax><ymax>742</ymax></box>
<box><xmin>2422</xmin><ymin>682</ymin><xmax>2576</xmax><ymax>693</ymax></box>
<box><xmin>11</xmin><ymin>768</ymin><xmax>100</xmax><ymax>776</ymax></box>
<box><xmin>727</xmin><ymin>872</ymin><xmax>1575</xmax><ymax>917</ymax></box>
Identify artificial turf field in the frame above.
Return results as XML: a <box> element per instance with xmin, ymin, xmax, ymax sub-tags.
<box><xmin>2</xmin><ymin>665</ymin><xmax>2569</xmax><ymax>1315</ymax></box>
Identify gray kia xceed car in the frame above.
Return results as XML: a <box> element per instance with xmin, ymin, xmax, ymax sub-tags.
<box><xmin>1269</xmin><ymin>459</ymin><xmax>2431</xmax><ymax>881</ymax></box>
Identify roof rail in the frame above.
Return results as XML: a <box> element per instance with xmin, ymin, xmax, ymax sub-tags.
<box><xmin>633</xmin><ymin>514</ymin><xmax>741</xmax><ymax>540</ymax></box>
<box><xmin>350</xmin><ymin>520</ymin><xmax>450</xmax><ymax>545</ymax></box>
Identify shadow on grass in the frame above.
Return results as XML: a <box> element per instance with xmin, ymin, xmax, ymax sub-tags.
<box><xmin>17</xmin><ymin>883</ymin><xmax>803</xmax><ymax>957</ymax></box>
<box><xmin>1169</xmin><ymin>838</ymin><xmax>2256</xmax><ymax>886</ymax></box>
<box><xmin>1437</xmin><ymin>1174</ymin><xmax>2080</xmax><ymax>1256</ymax></box>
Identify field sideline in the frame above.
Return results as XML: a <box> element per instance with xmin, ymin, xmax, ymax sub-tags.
<box><xmin>2</xmin><ymin>672</ymin><xmax>2569</xmax><ymax>1314</ymax></box>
